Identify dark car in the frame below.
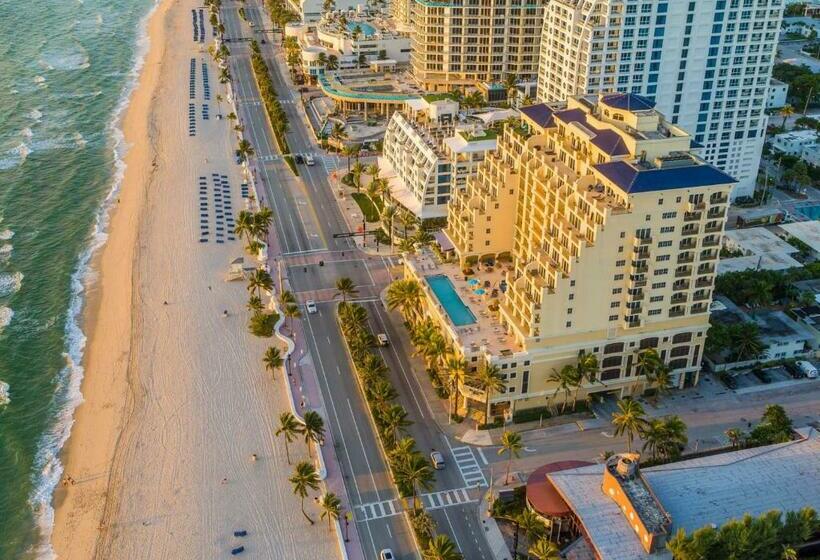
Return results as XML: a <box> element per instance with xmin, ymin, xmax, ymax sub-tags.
<box><xmin>294</xmin><ymin>154</ymin><xmax>304</xmax><ymax>164</ymax></box>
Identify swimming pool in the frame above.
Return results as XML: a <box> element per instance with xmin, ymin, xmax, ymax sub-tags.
<box><xmin>426</xmin><ymin>275</ymin><xmax>476</xmax><ymax>326</ymax></box>
<box><xmin>796</xmin><ymin>204</ymin><xmax>820</xmax><ymax>220</ymax></box>
<box><xmin>347</xmin><ymin>21</ymin><xmax>376</xmax><ymax>37</ymax></box>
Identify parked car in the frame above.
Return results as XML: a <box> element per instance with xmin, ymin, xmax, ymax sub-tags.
<box><xmin>376</xmin><ymin>333</ymin><xmax>389</xmax><ymax>346</ymax></box>
<box><xmin>294</xmin><ymin>154</ymin><xmax>304</xmax><ymax>164</ymax></box>
<box><xmin>430</xmin><ymin>450</ymin><xmax>445</xmax><ymax>470</ymax></box>
<box><xmin>306</xmin><ymin>154</ymin><xmax>315</xmax><ymax>166</ymax></box>
<box><xmin>379</xmin><ymin>550</ymin><xmax>394</xmax><ymax>560</ymax></box>
<box><xmin>796</xmin><ymin>360</ymin><xmax>818</xmax><ymax>379</ymax></box>
<box><xmin>784</xmin><ymin>361</ymin><xmax>802</xmax><ymax>378</ymax></box>
<box><xmin>306</xmin><ymin>300</ymin><xmax>317</xmax><ymax>314</ymax></box>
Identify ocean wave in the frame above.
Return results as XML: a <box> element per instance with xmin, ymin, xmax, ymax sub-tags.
<box><xmin>0</xmin><ymin>244</ymin><xmax>12</xmax><ymax>263</ymax></box>
<box><xmin>33</xmin><ymin>76</ymin><xmax>47</xmax><ymax>86</ymax></box>
<box><xmin>39</xmin><ymin>48</ymin><xmax>91</xmax><ymax>72</ymax></box>
<box><xmin>21</xmin><ymin>127</ymin><xmax>33</xmax><ymax>138</ymax></box>
<box><xmin>53</xmin><ymin>90</ymin><xmax>102</xmax><ymax>100</ymax></box>
<box><xmin>31</xmin><ymin>0</ymin><xmax>161</xmax><ymax>556</ymax></box>
<box><xmin>0</xmin><ymin>230</ymin><xmax>15</xmax><ymax>241</ymax></box>
<box><xmin>0</xmin><ymin>306</ymin><xmax>12</xmax><ymax>333</ymax></box>
<box><xmin>28</xmin><ymin>109</ymin><xmax>43</xmax><ymax>122</ymax></box>
<box><xmin>0</xmin><ymin>271</ymin><xmax>23</xmax><ymax>297</ymax></box>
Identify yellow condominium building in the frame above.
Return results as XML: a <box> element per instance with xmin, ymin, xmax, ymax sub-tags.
<box><xmin>407</xmin><ymin>93</ymin><xmax>732</xmax><ymax>417</ymax></box>
<box><xmin>410</xmin><ymin>0</ymin><xmax>546</xmax><ymax>91</ymax></box>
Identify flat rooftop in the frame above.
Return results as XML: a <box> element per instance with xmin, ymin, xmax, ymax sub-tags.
<box><xmin>778</xmin><ymin>221</ymin><xmax>820</xmax><ymax>254</ymax></box>
<box><xmin>719</xmin><ymin>227</ymin><xmax>803</xmax><ymax>273</ymax></box>
<box><xmin>549</xmin><ymin>428</ymin><xmax>820</xmax><ymax>559</ymax></box>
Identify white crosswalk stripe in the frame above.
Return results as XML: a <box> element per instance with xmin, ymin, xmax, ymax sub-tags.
<box><xmin>354</xmin><ymin>487</ymin><xmax>477</xmax><ymax>521</ymax></box>
<box><xmin>422</xmin><ymin>488</ymin><xmax>476</xmax><ymax>511</ymax></box>
<box><xmin>450</xmin><ymin>446</ymin><xmax>488</xmax><ymax>488</ymax></box>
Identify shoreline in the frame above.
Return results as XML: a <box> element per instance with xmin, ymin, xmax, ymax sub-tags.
<box><xmin>49</xmin><ymin>0</ymin><xmax>171</xmax><ymax>556</ymax></box>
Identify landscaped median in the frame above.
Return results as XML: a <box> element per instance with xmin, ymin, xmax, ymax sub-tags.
<box><xmin>335</xmin><ymin>301</ymin><xmax>462</xmax><ymax>557</ymax></box>
<box><xmin>248</xmin><ymin>40</ymin><xmax>293</xmax><ymax>168</ymax></box>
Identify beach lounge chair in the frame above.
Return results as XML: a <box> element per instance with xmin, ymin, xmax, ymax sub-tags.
<box><xmin>233</xmin><ymin>530</ymin><xmax>248</xmax><ymax>537</ymax></box>
<box><xmin>231</xmin><ymin>546</ymin><xmax>245</xmax><ymax>555</ymax></box>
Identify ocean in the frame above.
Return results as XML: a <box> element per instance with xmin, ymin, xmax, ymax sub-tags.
<box><xmin>0</xmin><ymin>0</ymin><xmax>154</xmax><ymax>556</ymax></box>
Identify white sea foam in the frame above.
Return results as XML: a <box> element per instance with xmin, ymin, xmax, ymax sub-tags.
<box><xmin>0</xmin><ymin>306</ymin><xmax>12</xmax><ymax>333</ymax></box>
<box><xmin>0</xmin><ymin>380</ymin><xmax>9</xmax><ymax>407</ymax></box>
<box><xmin>0</xmin><ymin>143</ymin><xmax>30</xmax><ymax>170</ymax></box>
<box><xmin>0</xmin><ymin>244</ymin><xmax>12</xmax><ymax>263</ymax></box>
<box><xmin>31</xmin><ymin>1</ymin><xmax>160</xmax><ymax>556</ymax></box>
<box><xmin>21</xmin><ymin>127</ymin><xmax>33</xmax><ymax>138</ymax></box>
<box><xmin>0</xmin><ymin>271</ymin><xmax>23</xmax><ymax>297</ymax></box>
<box><xmin>0</xmin><ymin>230</ymin><xmax>14</xmax><ymax>241</ymax></box>
<box><xmin>28</xmin><ymin>109</ymin><xmax>44</xmax><ymax>122</ymax></box>
<box><xmin>39</xmin><ymin>47</ymin><xmax>91</xmax><ymax>72</ymax></box>
<box><xmin>33</xmin><ymin>76</ymin><xmax>47</xmax><ymax>85</ymax></box>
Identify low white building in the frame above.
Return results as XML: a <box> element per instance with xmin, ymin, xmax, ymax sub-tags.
<box><xmin>379</xmin><ymin>97</ymin><xmax>500</xmax><ymax>221</ymax></box>
<box><xmin>766</xmin><ymin>78</ymin><xmax>789</xmax><ymax>109</ymax></box>
<box><xmin>286</xmin><ymin>0</ymin><xmax>361</xmax><ymax>23</ymax></box>
<box><xmin>771</xmin><ymin>128</ymin><xmax>819</xmax><ymax>154</ymax></box>
<box><xmin>285</xmin><ymin>14</ymin><xmax>409</xmax><ymax>78</ymax></box>
<box><xmin>783</xmin><ymin>16</ymin><xmax>820</xmax><ymax>38</ymax></box>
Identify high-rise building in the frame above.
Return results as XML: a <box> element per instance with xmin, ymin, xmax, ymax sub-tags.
<box><xmin>406</xmin><ymin>94</ymin><xmax>733</xmax><ymax>416</ymax></box>
<box><xmin>379</xmin><ymin>96</ymin><xmax>499</xmax><ymax>219</ymax></box>
<box><xmin>536</xmin><ymin>0</ymin><xmax>784</xmax><ymax>200</ymax></box>
<box><xmin>410</xmin><ymin>0</ymin><xmax>547</xmax><ymax>91</ymax></box>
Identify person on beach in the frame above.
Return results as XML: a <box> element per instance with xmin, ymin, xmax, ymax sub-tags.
<box><xmin>250</xmin><ymin>454</ymin><xmax>257</xmax><ymax>462</ymax></box>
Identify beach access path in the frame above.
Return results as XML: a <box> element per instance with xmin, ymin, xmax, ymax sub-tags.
<box><xmin>51</xmin><ymin>0</ymin><xmax>339</xmax><ymax>558</ymax></box>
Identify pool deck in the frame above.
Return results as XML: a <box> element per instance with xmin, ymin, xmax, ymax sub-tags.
<box><xmin>406</xmin><ymin>249</ymin><xmax>521</xmax><ymax>356</ymax></box>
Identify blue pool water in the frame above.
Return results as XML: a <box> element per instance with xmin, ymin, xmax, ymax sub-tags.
<box><xmin>347</xmin><ymin>21</ymin><xmax>376</xmax><ymax>37</ymax></box>
<box><xmin>426</xmin><ymin>275</ymin><xmax>476</xmax><ymax>326</ymax></box>
<box><xmin>797</xmin><ymin>204</ymin><xmax>820</xmax><ymax>220</ymax></box>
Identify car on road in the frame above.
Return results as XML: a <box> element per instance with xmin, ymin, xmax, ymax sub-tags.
<box><xmin>797</xmin><ymin>360</ymin><xmax>818</xmax><ymax>379</ymax></box>
<box><xmin>376</xmin><ymin>333</ymin><xmax>389</xmax><ymax>346</ymax></box>
<box><xmin>306</xmin><ymin>154</ymin><xmax>315</xmax><ymax>166</ymax></box>
<box><xmin>294</xmin><ymin>154</ymin><xmax>304</xmax><ymax>164</ymax></box>
<box><xmin>379</xmin><ymin>550</ymin><xmax>394</xmax><ymax>560</ymax></box>
<box><xmin>431</xmin><ymin>450</ymin><xmax>445</xmax><ymax>470</ymax></box>
<box><xmin>306</xmin><ymin>300</ymin><xmax>317</xmax><ymax>314</ymax></box>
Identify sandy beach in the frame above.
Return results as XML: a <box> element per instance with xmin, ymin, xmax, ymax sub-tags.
<box><xmin>51</xmin><ymin>0</ymin><xmax>339</xmax><ymax>557</ymax></box>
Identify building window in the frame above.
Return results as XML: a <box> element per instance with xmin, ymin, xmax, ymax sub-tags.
<box><xmin>566</xmin><ymin>321</ymin><xmax>572</xmax><ymax>328</ymax></box>
<box><xmin>613</xmin><ymin>288</ymin><xmax>623</xmax><ymax>294</ymax></box>
<box><xmin>609</xmin><ymin>314</ymin><xmax>619</xmax><ymax>321</ymax></box>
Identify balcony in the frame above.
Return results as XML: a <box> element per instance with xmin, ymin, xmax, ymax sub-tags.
<box><xmin>702</xmin><ymin>237</ymin><xmax>719</xmax><ymax>248</ymax></box>
<box><xmin>675</xmin><ymin>267</ymin><xmax>692</xmax><ymax>278</ymax></box>
<box><xmin>677</xmin><ymin>253</ymin><xmax>694</xmax><ymax>264</ymax></box>
<box><xmin>679</xmin><ymin>239</ymin><xmax>697</xmax><ymax>251</ymax></box>
<box><xmin>684</xmin><ymin>211</ymin><xmax>702</xmax><ymax>222</ymax></box>
<box><xmin>671</xmin><ymin>293</ymin><xmax>688</xmax><ymax>304</ymax></box>
<box><xmin>634</xmin><ymin>237</ymin><xmax>653</xmax><ymax>246</ymax></box>
<box><xmin>693</xmin><ymin>291</ymin><xmax>710</xmax><ymax>302</ymax></box>
<box><xmin>669</xmin><ymin>307</ymin><xmax>686</xmax><ymax>318</ymax></box>
<box><xmin>673</xmin><ymin>281</ymin><xmax>690</xmax><ymax>292</ymax></box>
<box><xmin>707</xmin><ymin>208</ymin><xmax>726</xmax><ymax>220</ymax></box>
<box><xmin>681</xmin><ymin>226</ymin><xmax>699</xmax><ymax>237</ymax></box>
<box><xmin>696</xmin><ymin>276</ymin><xmax>713</xmax><ymax>288</ymax></box>
<box><xmin>705</xmin><ymin>223</ymin><xmax>722</xmax><ymax>234</ymax></box>
<box><xmin>691</xmin><ymin>304</ymin><xmax>709</xmax><ymax>314</ymax></box>
<box><xmin>698</xmin><ymin>264</ymin><xmax>715</xmax><ymax>275</ymax></box>
<box><xmin>700</xmin><ymin>251</ymin><xmax>718</xmax><ymax>262</ymax></box>
<box><xmin>631</xmin><ymin>264</ymin><xmax>649</xmax><ymax>274</ymax></box>
<box><xmin>629</xmin><ymin>276</ymin><xmax>647</xmax><ymax>288</ymax></box>
<box><xmin>710</xmin><ymin>193</ymin><xmax>729</xmax><ymax>205</ymax></box>
<box><xmin>624</xmin><ymin>316</ymin><xmax>642</xmax><ymax>328</ymax></box>
<box><xmin>629</xmin><ymin>291</ymin><xmax>645</xmax><ymax>302</ymax></box>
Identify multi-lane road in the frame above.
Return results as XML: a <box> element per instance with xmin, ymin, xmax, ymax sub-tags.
<box><xmin>219</xmin><ymin>3</ymin><xmax>495</xmax><ymax>559</ymax></box>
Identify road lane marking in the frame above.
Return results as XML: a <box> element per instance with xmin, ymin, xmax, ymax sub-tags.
<box><xmin>446</xmin><ymin>443</ymin><xmax>488</xmax><ymax>488</ymax></box>
<box><xmin>477</xmin><ymin>447</ymin><xmax>489</xmax><ymax>465</ymax></box>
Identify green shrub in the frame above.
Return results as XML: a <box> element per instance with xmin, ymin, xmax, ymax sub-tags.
<box><xmin>284</xmin><ymin>154</ymin><xmax>299</xmax><ymax>176</ymax></box>
<box><xmin>351</xmin><ymin>193</ymin><xmax>380</xmax><ymax>222</ymax></box>
<box><xmin>248</xmin><ymin>311</ymin><xmax>279</xmax><ymax>337</ymax></box>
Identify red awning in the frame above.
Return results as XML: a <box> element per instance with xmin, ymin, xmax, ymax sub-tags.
<box><xmin>526</xmin><ymin>461</ymin><xmax>593</xmax><ymax>517</ymax></box>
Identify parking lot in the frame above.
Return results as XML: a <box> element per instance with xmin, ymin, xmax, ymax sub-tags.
<box><xmin>718</xmin><ymin>360</ymin><xmax>818</xmax><ymax>391</ymax></box>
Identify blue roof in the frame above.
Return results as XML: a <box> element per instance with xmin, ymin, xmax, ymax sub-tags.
<box><xmin>600</xmin><ymin>93</ymin><xmax>656</xmax><ymax>112</ymax></box>
<box><xmin>590</xmin><ymin>129</ymin><xmax>629</xmax><ymax>156</ymax></box>
<box><xmin>554</xmin><ymin>108</ymin><xmax>587</xmax><ymax>124</ymax></box>
<box><xmin>519</xmin><ymin>104</ymin><xmax>555</xmax><ymax>128</ymax></box>
<box><xmin>593</xmin><ymin>161</ymin><xmax>736</xmax><ymax>194</ymax></box>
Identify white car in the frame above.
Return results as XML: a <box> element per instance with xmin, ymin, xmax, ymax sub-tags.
<box><xmin>305</xmin><ymin>154</ymin><xmax>315</xmax><ymax>166</ymax></box>
<box><xmin>796</xmin><ymin>360</ymin><xmax>818</xmax><ymax>379</ymax></box>
<box><xmin>306</xmin><ymin>300</ymin><xmax>317</xmax><ymax>314</ymax></box>
<box><xmin>379</xmin><ymin>550</ymin><xmax>394</xmax><ymax>560</ymax></box>
<box><xmin>376</xmin><ymin>333</ymin><xmax>389</xmax><ymax>346</ymax></box>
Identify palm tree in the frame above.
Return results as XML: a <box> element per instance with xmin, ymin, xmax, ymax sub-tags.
<box><xmin>654</xmin><ymin>366</ymin><xmax>673</xmax><ymax>396</ymax></box>
<box><xmin>398</xmin><ymin>211</ymin><xmax>418</xmax><ymax>239</ymax></box>
<box><xmin>503</xmin><ymin>72</ymin><xmax>518</xmax><ymax>103</ymax></box>
<box><xmin>636</xmin><ymin>348</ymin><xmax>663</xmax><ymax>383</ymax></box>
<box><xmin>289</xmin><ymin>461</ymin><xmax>320</xmax><ymax>524</ymax></box>
<box><xmin>444</xmin><ymin>357</ymin><xmax>468</xmax><ymax>416</ymax></box>
<box><xmin>473</xmin><ymin>363</ymin><xmax>505</xmax><ymax>427</ymax></box>
<box><xmin>302</xmin><ymin>410</ymin><xmax>325</xmax><ymax>457</ymax></box>
<box><xmin>234</xmin><ymin>210</ymin><xmax>256</xmax><ymax>245</ymax></box>
<box><xmin>366</xmin><ymin>162</ymin><xmax>380</xmax><ymax>182</ymax></box>
<box><xmin>369</xmin><ymin>379</ymin><xmax>397</xmax><ymax>414</ymax></box>
<box><xmin>733</xmin><ymin>322</ymin><xmax>765</xmax><ymax>361</ymax></box>
<box><xmin>548</xmin><ymin>365</ymin><xmax>576</xmax><ymax>413</ymax></box>
<box><xmin>611</xmin><ymin>399</ymin><xmax>648</xmax><ymax>453</ymax></box>
<box><xmin>386</xmin><ymin>279</ymin><xmax>424</xmax><ymax>323</ymax></box>
<box><xmin>236</xmin><ymin>138</ymin><xmax>254</xmax><ymax>162</ymax></box>
<box><xmin>247</xmin><ymin>268</ymin><xmax>274</xmax><ymax>299</ymax></box>
<box><xmin>780</xmin><ymin>104</ymin><xmax>795</xmax><ymax>129</ymax></box>
<box><xmin>276</xmin><ymin>411</ymin><xmax>302</xmax><ymax>464</ymax></box>
<box><xmin>219</xmin><ymin>67</ymin><xmax>231</xmax><ymax>84</ymax></box>
<box><xmin>334</xmin><ymin>277</ymin><xmax>358</xmax><ymax>302</ymax></box>
<box><xmin>351</xmin><ymin>160</ymin><xmax>365</xmax><ymax>191</ymax></box>
<box><xmin>342</xmin><ymin>143</ymin><xmax>358</xmax><ymax>173</ymax></box>
<box><xmin>517</xmin><ymin>508</ymin><xmax>546</xmax><ymax>542</ymax></box>
<box><xmin>279</xmin><ymin>289</ymin><xmax>297</xmax><ymax>307</ymax></box>
<box><xmin>640</xmin><ymin>418</ymin><xmax>667</xmax><ymax>462</ymax></box>
<box><xmin>263</xmin><ymin>346</ymin><xmax>284</xmax><ymax>376</ymax></box>
<box><xmin>317</xmin><ymin>51</ymin><xmax>328</xmax><ymax>69</ymax></box>
<box><xmin>254</xmin><ymin>206</ymin><xmax>273</xmax><ymax>237</ymax></box>
<box><xmin>381</xmin><ymin>204</ymin><xmax>398</xmax><ymax>248</ymax></box>
<box><xmin>422</xmin><ymin>534</ymin><xmax>463</xmax><ymax>560</ymax></box>
<box><xmin>247</xmin><ymin>294</ymin><xmax>263</xmax><ymax>313</ymax></box>
<box><xmin>725</xmin><ymin>427</ymin><xmax>745</xmax><ymax>449</ymax></box>
<box><xmin>389</xmin><ymin>436</ymin><xmax>418</xmax><ymax>467</ymax></box>
<box><xmin>399</xmin><ymin>453</ymin><xmax>435</xmax><ymax>510</ymax></box>
<box><xmin>284</xmin><ymin>303</ymin><xmax>301</xmax><ymax>333</ymax></box>
<box><xmin>331</xmin><ymin>122</ymin><xmax>347</xmax><ymax>146</ymax></box>
<box><xmin>410</xmin><ymin>509</ymin><xmax>437</xmax><ymax>541</ymax></box>
<box><xmin>498</xmin><ymin>430</ymin><xmax>523</xmax><ymax>485</ymax></box>
<box><xmin>318</xmin><ymin>492</ymin><xmax>342</xmax><ymax>532</ymax></box>
<box><xmin>326</xmin><ymin>54</ymin><xmax>339</xmax><ymax>71</ymax></box>
<box><xmin>382</xmin><ymin>403</ymin><xmax>412</xmax><ymax>443</ymax></box>
<box><xmin>397</xmin><ymin>237</ymin><xmax>416</xmax><ymax>254</ymax></box>
<box><xmin>528</xmin><ymin>538</ymin><xmax>561</xmax><ymax>560</ymax></box>
<box><xmin>659</xmin><ymin>415</ymin><xmax>687</xmax><ymax>461</ymax></box>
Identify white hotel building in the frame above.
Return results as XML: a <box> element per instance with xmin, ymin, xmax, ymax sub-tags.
<box><xmin>536</xmin><ymin>0</ymin><xmax>785</xmax><ymax>200</ymax></box>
